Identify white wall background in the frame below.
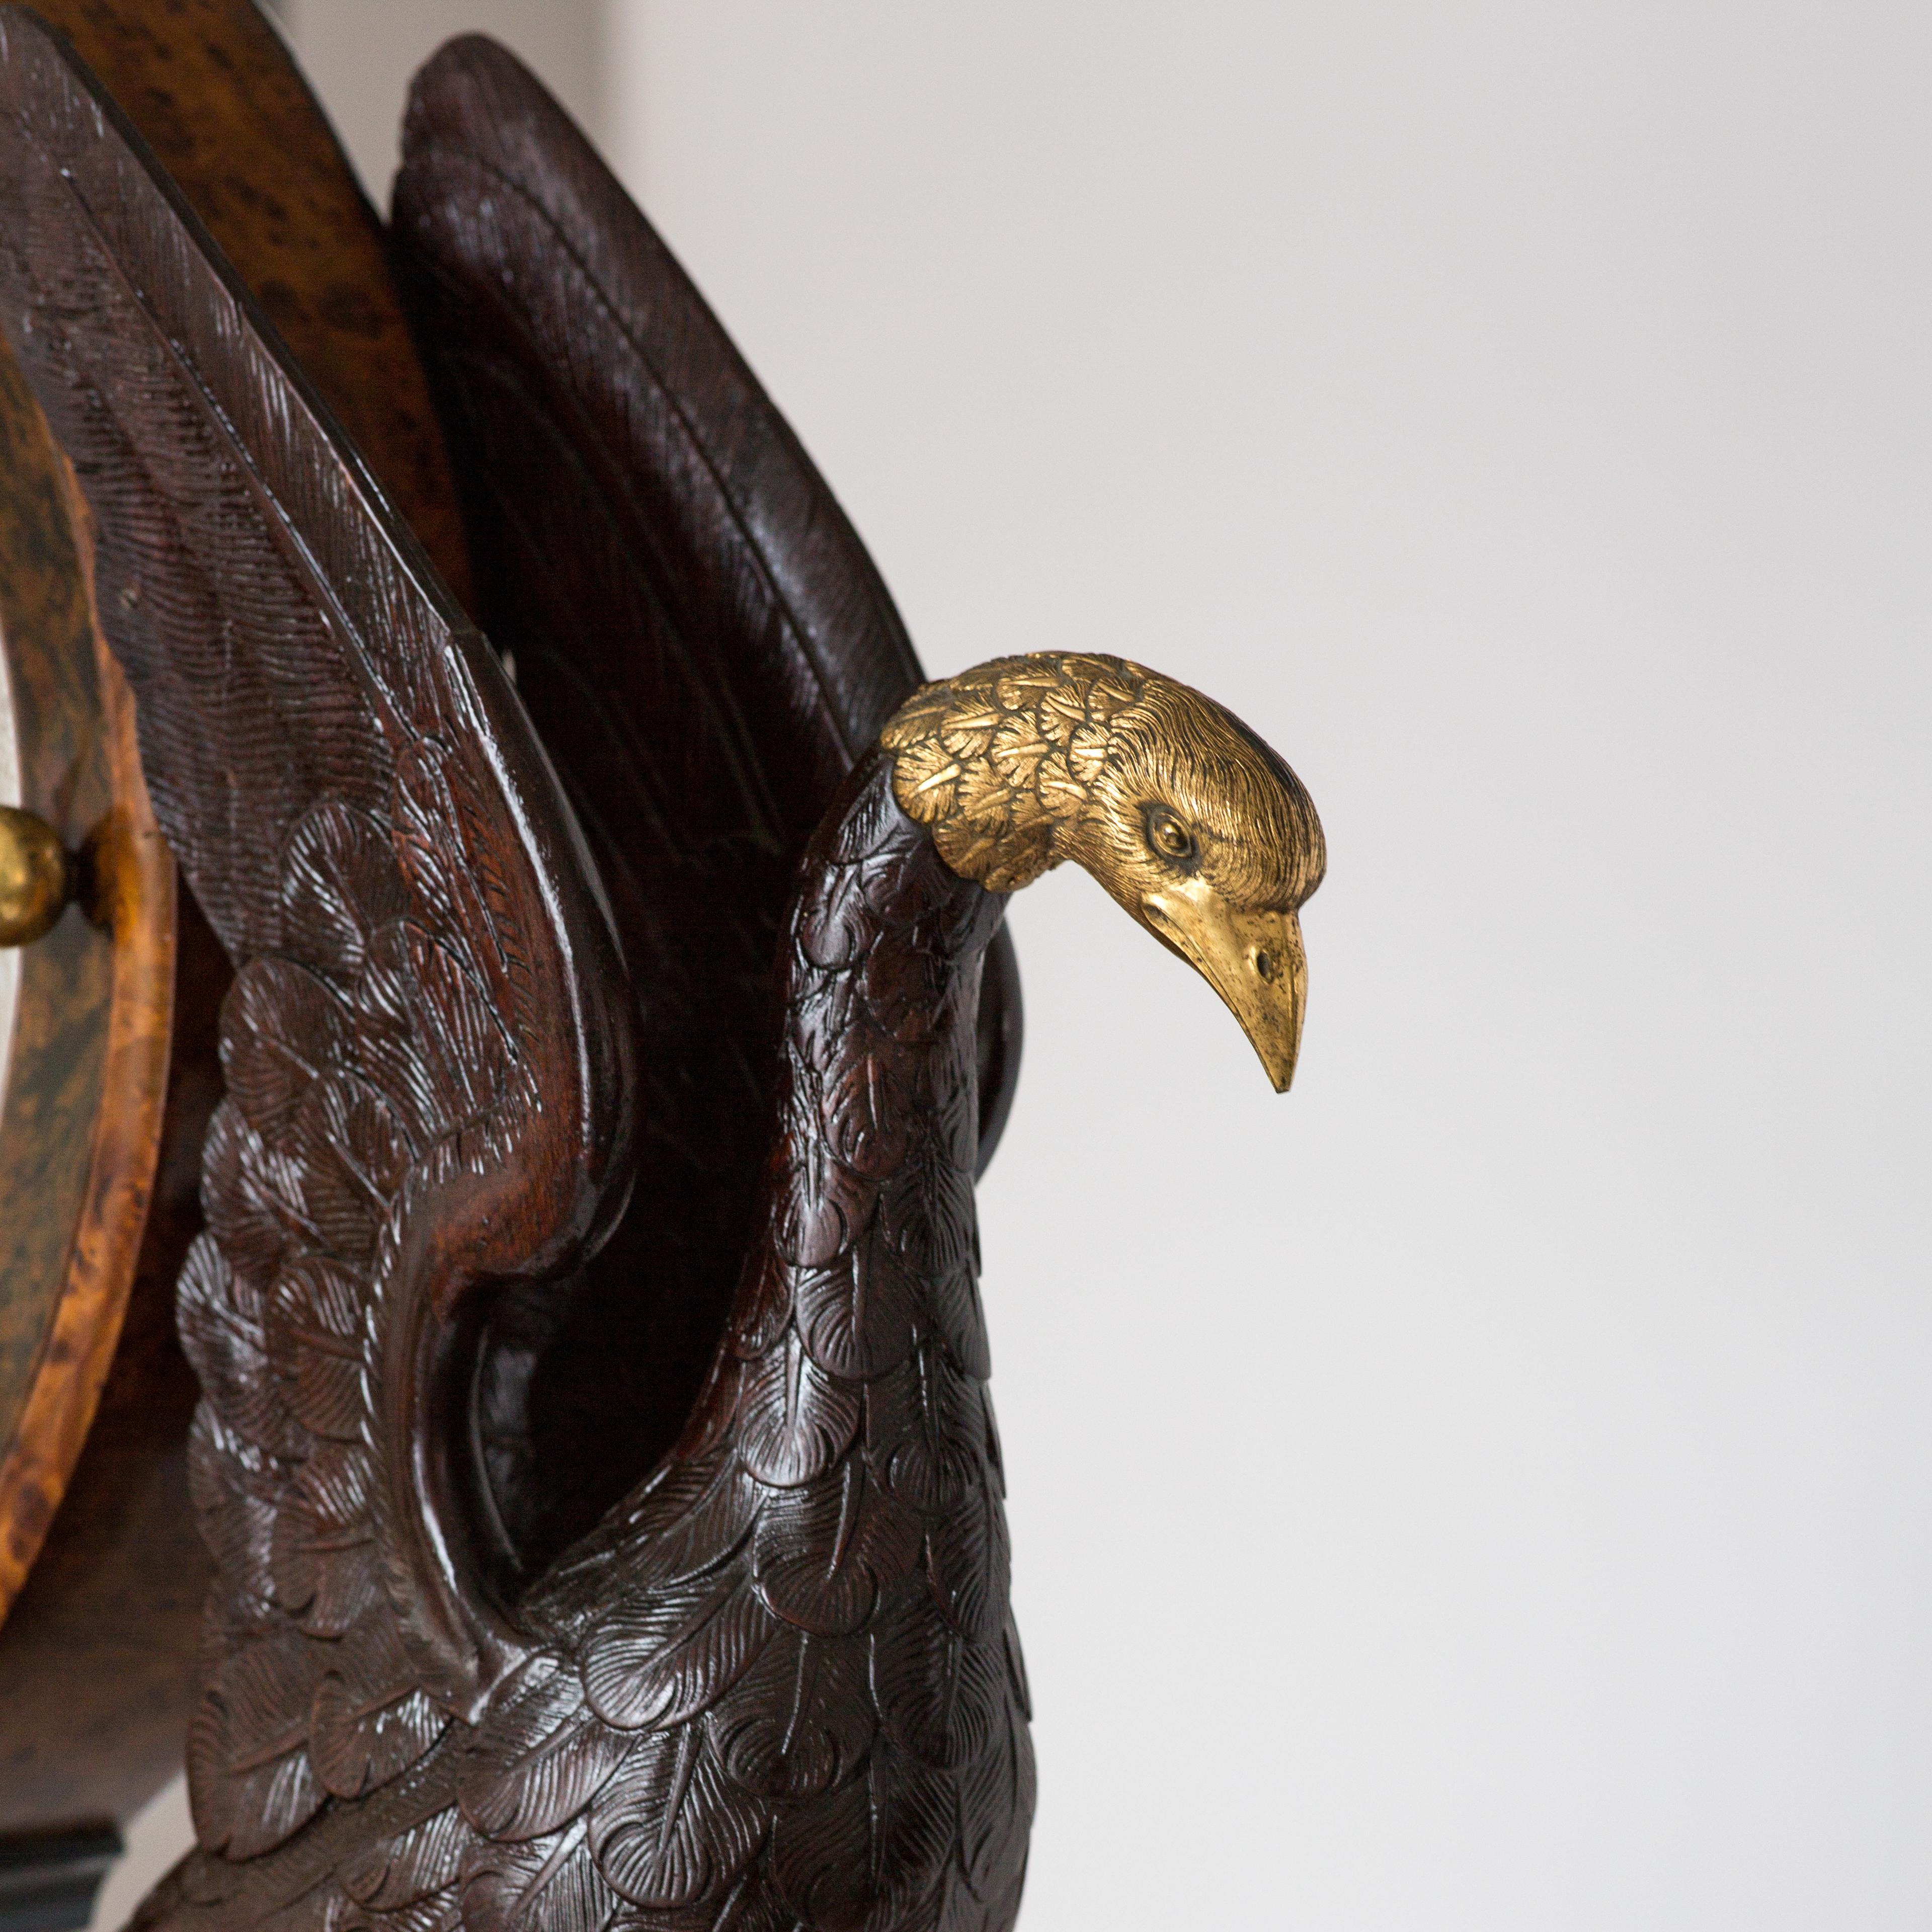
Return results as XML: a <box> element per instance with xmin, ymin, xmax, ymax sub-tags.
<box><xmin>104</xmin><ymin>4</ymin><xmax>1931</xmax><ymax>1929</ymax></box>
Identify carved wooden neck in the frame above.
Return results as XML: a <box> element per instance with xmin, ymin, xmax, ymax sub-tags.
<box><xmin>719</xmin><ymin>748</ymin><xmax>1005</xmax><ymax>1383</ymax></box>
<box><xmin>540</xmin><ymin>750</ymin><xmax>1031</xmax><ymax>1926</ymax></box>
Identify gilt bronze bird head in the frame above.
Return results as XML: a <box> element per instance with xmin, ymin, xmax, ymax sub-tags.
<box><xmin>883</xmin><ymin>653</ymin><xmax>1326</xmax><ymax>1090</ymax></box>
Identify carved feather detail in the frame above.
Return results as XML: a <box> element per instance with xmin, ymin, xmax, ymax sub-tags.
<box><xmin>0</xmin><ymin>18</ymin><xmax>1034</xmax><ymax>1930</ymax></box>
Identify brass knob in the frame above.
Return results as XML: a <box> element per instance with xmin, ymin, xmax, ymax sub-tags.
<box><xmin>0</xmin><ymin>805</ymin><xmax>73</xmax><ymax>946</ymax></box>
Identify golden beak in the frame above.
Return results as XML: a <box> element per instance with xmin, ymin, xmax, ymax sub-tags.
<box><xmin>1139</xmin><ymin>879</ymin><xmax>1308</xmax><ymax>1092</ymax></box>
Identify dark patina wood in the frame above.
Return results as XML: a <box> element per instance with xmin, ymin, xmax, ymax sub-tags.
<box><xmin>0</xmin><ymin>0</ymin><xmax>640</xmax><ymax>1852</ymax></box>
<box><xmin>0</xmin><ymin>26</ymin><xmax>1037</xmax><ymax>1925</ymax></box>
<box><xmin>21</xmin><ymin>0</ymin><xmax>470</xmax><ymax>602</ymax></box>
<box><xmin>0</xmin><ymin>0</ymin><xmax>474</xmax><ymax>1845</ymax></box>
<box><xmin>390</xmin><ymin>36</ymin><xmax>1023</xmax><ymax>1575</ymax></box>
<box><xmin>0</xmin><ymin>21</ymin><xmax>1332</xmax><ymax>1932</ymax></box>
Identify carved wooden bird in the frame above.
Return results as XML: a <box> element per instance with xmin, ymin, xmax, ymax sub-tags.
<box><xmin>0</xmin><ymin>20</ymin><xmax>1323</xmax><ymax>1932</ymax></box>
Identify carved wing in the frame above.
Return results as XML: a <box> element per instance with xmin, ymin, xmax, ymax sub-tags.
<box><xmin>0</xmin><ymin>9</ymin><xmax>636</xmax><ymax>1860</ymax></box>
<box><xmin>389</xmin><ymin>36</ymin><xmax>1021</xmax><ymax>1573</ymax></box>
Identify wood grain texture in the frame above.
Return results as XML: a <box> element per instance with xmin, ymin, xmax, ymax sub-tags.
<box><xmin>18</xmin><ymin>0</ymin><xmax>470</xmax><ymax>604</ymax></box>
<box><xmin>390</xmin><ymin>39</ymin><xmax>1022</xmax><ymax>1570</ymax></box>
<box><xmin>0</xmin><ymin>323</ymin><xmax>174</xmax><ymax>1627</ymax></box>
<box><xmin>0</xmin><ymin>0</ymin><xmax>480</xmax><ymax>1835</ymax></box>
<box><xmin>0</xmin><ymin>1142</ymin><xmax>205</xmax><ymax>1831</ymax></box>
<box><xmin>0</xmin><ymin>11</ymin><xmax>1074</xmax><ymax>1916</ymax></box>
<box><xmin>0</xmin><ymin>338</ymin><xmax>113</xmax><ymax>1573</ymax></box>
<box><xmin>0</xmin><ymin>21</ymin><xmax>1034</xmax><ymax>1924</ymax></box>
<box><xmin>0</xmin><ymin>21</ymin><xmax>1328</xmax><ymax>1922</ymax></box>
<box><xmin>0</xmin><ymin>633</ymin><xmax>174</xmax><ymax>1619</ymax></box>
<box><xmin>137</xmin><ymin>754</ymin><xmax>1031</xmax><ymax>1932</ymax></box>
<box><xmin>0</xmin><ymin>0</ymin><xmax>637</xmax><ymax>1838</ymax></box>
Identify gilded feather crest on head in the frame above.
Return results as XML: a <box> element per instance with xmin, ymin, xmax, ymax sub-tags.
<box><xmin>883</xmin><ymin>652</ymin><xmax>1326</xmax><ymax>913</ymax></box>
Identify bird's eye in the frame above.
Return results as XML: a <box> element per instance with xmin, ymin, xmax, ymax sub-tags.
<box><xmin>1143</xmin><ymin>805</ymin><xmax>1197</xmax><ymax>864</ymax></box>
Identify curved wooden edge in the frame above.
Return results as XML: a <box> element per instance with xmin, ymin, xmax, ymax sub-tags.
<box><xmin>21</xmin><ymin>0</ymin><xmax>471</xmax><ymax>607</ymax></box>
<box><xmin>0</xmin><ymin>875</ymin><xmax>214</xmax><ymax>1834</ymax></box>
<box><xmin>0</xmin><ymin>604</ymin><xmax>175</xmax><ymax>1624</ymax></box>
<box><xmin>0</xmin><ymin>0</ymin><xmax>464</xmax><ymax>1634</ymax></box>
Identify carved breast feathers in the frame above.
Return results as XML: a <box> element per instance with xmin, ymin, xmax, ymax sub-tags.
<box><xmin>0</xmin><ymin>18</ymin><xmax>1032</xmax><ymax>1932</ymax></box>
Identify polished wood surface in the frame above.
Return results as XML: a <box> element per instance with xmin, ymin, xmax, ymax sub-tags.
<box><xmin>0</xmin><ymin>10</ymin><xmax>638</xmax><ymax>1871</ymax></box>
<box><xmin>0</xmin><ymin>1143</ymin><xmax>203</xmax><ymax>1834</ymax></box>
<box><xmin>0</xmin><ymin>882</ymin><xmax>221</xmax><ymax>1837</ymax></box>
<box><xmin>392</xmin><ymin>35</ymin><xmax>1021</xmax><ymax>1573</ymax></box>
<box><xmin>23</xmin><ymin>0</ymin><xmax>469</xmax><ymax>602</ymax></box>
<box><xmin>0</xmin><ymin>336</ymin><xmax>174</xmax><ymax>1631</ymax></box>
<box><xmin>0</xmin><ymin>21</ymin><xmax>1321</xmax><ymax>1927</ymax></box>
<box><xmin>0</xmin><ymin>0</ymin><xmax>473</xmax><ymax>1839</ymax></box>
<box><xmin>3</xmin><ymin>29</ymin><xmax>1041</xmax><ymax>1927</ymax></box>
<box><xmin>4</xmin><ymin>19</ymin><xmax>1074</xmax><ymax>1932</ymax></box>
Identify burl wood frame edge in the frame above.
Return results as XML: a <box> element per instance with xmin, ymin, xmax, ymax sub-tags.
<box><xmin>0</xmin><ymin>381</ymin><xmax>176</xmax><ymax>1623</ymax></box>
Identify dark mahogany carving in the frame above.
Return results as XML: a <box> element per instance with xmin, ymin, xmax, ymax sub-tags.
<box><xmin>388</xmin><ymin>39</ymin><xmax>1022</xmax><ymax>1572</ymax></box>
<box><xmin>1</xmin><ymin>0</ymin><xmax>480</xmax><ymax>1851</ymax></box>
<box><xmin>0</xmin><ymin>0</ymin><xmax>638</xmax><ymax>1857</ymax></box>
<box><xmin>0</xmin><ymin>19</ymin><xmax>1323</xmax><ymax>1932</ymax></box>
